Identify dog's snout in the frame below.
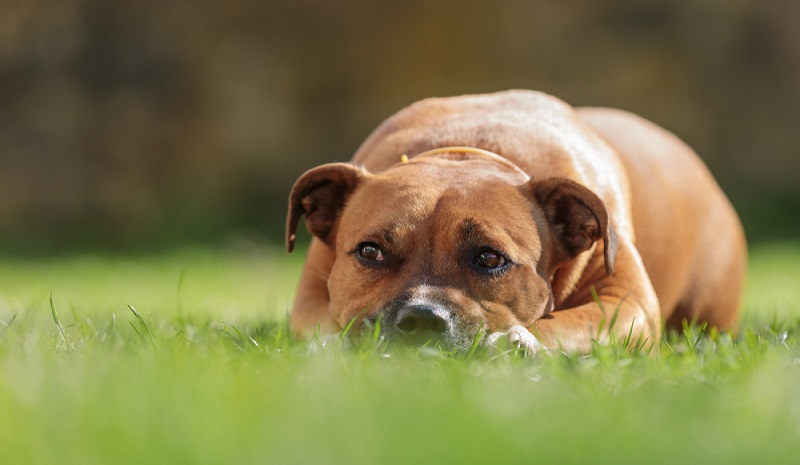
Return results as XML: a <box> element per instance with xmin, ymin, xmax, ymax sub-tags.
<box><xmin>395</xmin><ymin>305</ymin><xmax>451</xmax><ymax>337</ymax></box>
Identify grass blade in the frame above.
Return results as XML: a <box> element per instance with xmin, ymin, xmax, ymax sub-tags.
<box><xmin>128</xmin><ymin>305</ymin><xmax>157</xmax><ymax>348</ymax></box>
<box><xmin>176</xmin><ymin>269</ymin><xmax>186</xmax><ymax>320</ymax></box>
<box><xmin>49</xmin><ymin>292</ymin><xmax>70</xmax><ymax>350</ymax></box>
<box><xmin>340</xmin><ymin>307</ymin><xmax>369</xmax><ymax>343</ymax></box>
<box><xmin>0</xmin><ymin>313</ymin><xmax>17</xmax><ymax>332</ymax></box>
<box><xmin>371</xmin><ymin>313</ymin><xmax>383</xmax><ymax>343</ymax></box>
<box><xmin>464</xmin><ymin>323</ymin><xmax>485</xmax><ymax>360</ymax></box>
<box><xmin>223</xmin><ymin>321</ymin><xmax>259</xmax><ymax>348</ymax></box>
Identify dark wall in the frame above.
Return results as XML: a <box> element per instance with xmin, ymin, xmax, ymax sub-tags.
<box><xmin>1</xmin><ymin>0</ymin><xmax>798</xmax><ymax>253</ymax></box>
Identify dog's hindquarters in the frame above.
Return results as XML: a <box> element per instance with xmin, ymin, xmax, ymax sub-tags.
<box><xmin>578</xmin><ymin>107</ymin><xmax>746</xmax><ymax>330</ymax></box>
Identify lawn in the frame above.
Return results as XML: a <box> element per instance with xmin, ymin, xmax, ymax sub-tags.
<box><xmin>1</xmin><ymin>241</ymin><xmax>799</xmax><ymax>464</ymax></box>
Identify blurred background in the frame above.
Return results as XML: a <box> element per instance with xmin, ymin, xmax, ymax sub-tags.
<box><xmin>1</xmin><ymin>0</ymin><xmax>798</xmax><ymax>255</ymax></box>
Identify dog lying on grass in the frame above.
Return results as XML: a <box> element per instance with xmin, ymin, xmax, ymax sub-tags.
<box><xmin>286</xmin><ymin>90</ymin><xmax>747</xmax><ymax>354</ymax></box>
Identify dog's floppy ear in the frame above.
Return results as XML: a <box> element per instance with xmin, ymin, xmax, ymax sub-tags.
<box><xmin>523</xmin><ymin>177</ymin><xmax>618</xmax><ymax>275</ymax></box>
<box><xmin>286</xmin><ymin>163</ymin><xmax>366</xmax><ymax>252</ymax></box>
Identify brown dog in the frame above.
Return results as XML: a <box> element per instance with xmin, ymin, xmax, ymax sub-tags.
<box><xmin>286</xmin><ymin>90</ymin><xmax>746</xmax><ymax>353</ymax></box>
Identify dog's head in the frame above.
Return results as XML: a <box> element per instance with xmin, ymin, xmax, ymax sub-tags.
<box><xmin>287</xmin><ymin>148</ymin><xmax>616</xmax><ymax>350</ymax></box>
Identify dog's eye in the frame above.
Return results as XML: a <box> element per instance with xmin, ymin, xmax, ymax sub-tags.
<box><xmin>357</xmin><ymin>242</ymin><xmax>384</xmax><ymax>262</ymax></box>
<box><xmin>474</xmin><ymin>249</ymin><xmax>507</xmax><ymax>270</ymax></box>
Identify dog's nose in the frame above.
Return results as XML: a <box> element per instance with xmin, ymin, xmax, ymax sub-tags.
<box><xmin>395</xmin><ymin>305</ymin><xmax>451</xmax><ymax>337</ymax></box>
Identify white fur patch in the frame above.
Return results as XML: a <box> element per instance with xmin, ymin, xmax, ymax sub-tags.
<box><xmin>485</xmin><ymin>325</ymin><xmax>547</xmax><ymax>356</ymax></box>
<box><xmin>406</xmin><ymin>285</ymin><xmax>432</xmax><ymax>306</ymax></box>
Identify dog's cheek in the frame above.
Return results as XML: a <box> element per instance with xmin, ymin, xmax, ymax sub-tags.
<box><xmin>327</xmin><ymin>262</ymin><xmax>388</xmax><ymax>329</ymax></box>
<box><xmin>441</xmin><ymin>289</ymin><xmax>510</xmax><ymax>335</ymax></box>
<box><xmin>512</xmin><ymin>270</ymin><xmax>553</xmax><ymax>325</ymax></box>
<box><xmin>474</xmin><ymin>269</ymin><xmax>552</xmax><ymax>328</ymax></box>
<box><xmin>481</xmin><ymin>304</ymin><xmax>520</xmax><ymax>333</ymax></box>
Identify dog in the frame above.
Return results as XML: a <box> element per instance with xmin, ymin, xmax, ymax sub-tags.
<box><xmin>286</xmin><ymin>90</ymin><xmax>747</xmax><ymax>353</ymax></box>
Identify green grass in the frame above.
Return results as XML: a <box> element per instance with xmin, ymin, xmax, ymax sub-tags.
<box><xmin>1</xmin><ymin>242</ymin><xmax>800</xmax><ymax>464</ymax></box>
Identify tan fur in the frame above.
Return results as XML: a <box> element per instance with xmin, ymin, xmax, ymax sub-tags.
<box><xmin>287</xmin><ymin>90</ymin><xmax>746</xmax><ymax>353</ymax></box>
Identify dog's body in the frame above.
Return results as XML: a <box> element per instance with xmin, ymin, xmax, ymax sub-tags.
<box><xmin>287</xmin><ymin>90</ymin><xmax>746</xmax><ymax>353</ymax></box>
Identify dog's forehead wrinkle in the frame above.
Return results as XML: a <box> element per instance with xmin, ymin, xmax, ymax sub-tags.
<box><xmin>355</xmin><ymin>169</ymin><xmax>525</xmax><ymax>230</ymax></box>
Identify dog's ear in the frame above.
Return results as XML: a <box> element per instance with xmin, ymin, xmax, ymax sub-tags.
<box><xmin>523</xmin><ymin>177</ymin><xmax>618</xmax><ymax>275</ymax></box>
<box><xmin>286</xmin><ymin>163</ymin><xmax>366</xmax><ymax>252</ymax></box>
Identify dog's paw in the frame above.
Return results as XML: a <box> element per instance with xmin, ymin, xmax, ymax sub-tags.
<box><xmin>485</xmin><ymin>325</ymin><xmax>547</xmax><ymax>356</ymax></box>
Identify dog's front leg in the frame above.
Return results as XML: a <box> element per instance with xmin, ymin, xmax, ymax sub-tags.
<box><xmin>534</xmin><ymin>284</ymin><xmax>660</xmax><ymax>354</ymax></box>
<box><xmin>534</xmin><ymin>245</ymin><xmax>662</xmax><ymax>354</ymax></box>
<box><xmin>291</xmin><ymin>238</ymin><xmax>338</xmax><ymax>338</ymax></box>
